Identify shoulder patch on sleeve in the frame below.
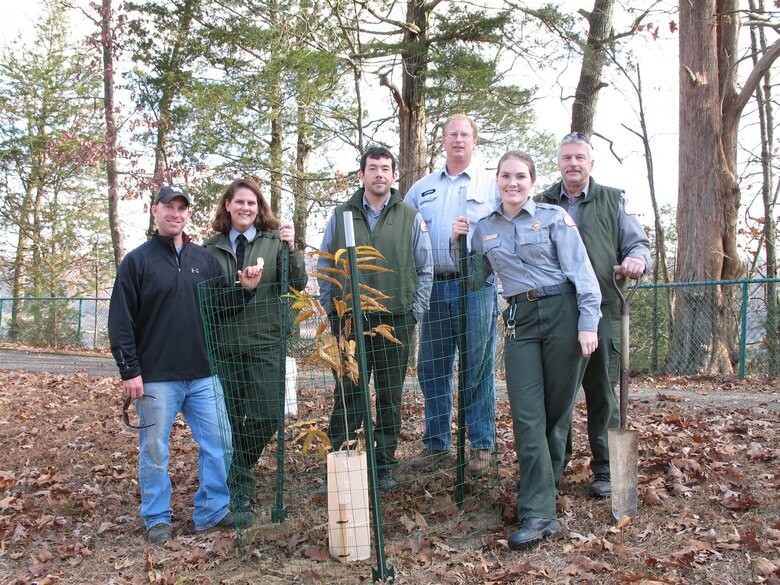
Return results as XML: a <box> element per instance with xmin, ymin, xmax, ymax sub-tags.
<box><xmin>563</xmin><ymin>213</ymin><xmax>577</xmax><ymax>227</ymax></box>
<box><xmin>623</xmin><ymin>200</ymin><xmax>637</xmax><ymax>216</ymax></box>
<box><xmin>420</xmin><ymin>218</ymin><xmax>428</xmax><ymax>233</ymax></box>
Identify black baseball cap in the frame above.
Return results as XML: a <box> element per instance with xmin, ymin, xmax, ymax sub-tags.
<box><xmin>154</xmin><ymin>186</ymin><xmax>192</xmax><ymax>206</ymax></box>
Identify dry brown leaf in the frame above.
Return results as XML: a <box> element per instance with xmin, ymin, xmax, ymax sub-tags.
<box><xmin>751</xmin><ymin>556</ymin><xmax>780</xmax><ymax>576</ymax></box>
<box><xmin>302</xmin><ymin>546</ymin><xmax>330</xmax><ymax>562</ymax></box>
<box><xmin>0</xmin><ymin>470</ymin><xmax>15</xmax><ymax>488</ymax></box>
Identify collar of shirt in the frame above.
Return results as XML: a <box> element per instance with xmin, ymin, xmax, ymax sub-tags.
<box><xmin>440</xmin><ymin>161</ymin><xmax>496</xmax><ymax>206</ymax></box>
<box><xmin>362</xmin><ymin>193</ymin><xmax>390</xmax><ymax>218</ymax></box>
<box><xmin>498</xmin><ymin>198</ymin><xmax>536</xmax><ymax>221</ymax></box>
<box><xmin>559</xmin><ymin>183</ymin><xmax>589</xmax><ymax>201</ymax></box>
<box><xmin>229</xmin><ymin>226</ymin><xmax>257</xmax><ymax>251</ymax></box>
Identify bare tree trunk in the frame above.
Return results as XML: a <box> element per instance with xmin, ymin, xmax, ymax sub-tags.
<box><xmin>9</xmin><ymin>183</ymin><xmax>34</xmax><ymax>340</ymax></box>
<box><xmin>293</xmin><ymin>103</ymin><xmax>311</xmax><ymax>251</ymax></box>
<box><xmin>748</xmin><ymin>0</ymin><xmax>778</xmax><ymax>373</ymax></box>
<box><xmin>145</xmin><ymin>0</ymin><xmax>199</xmax><ymax>238</ymax></box>
<box><xmin>101</xmin><ymin>0</ymin><xmax>125</xmax><ymax>267</ymax></box>
<box><xmin>269</xmin><ymin>89</ymin><xmax>284</xmax><ymax>219</ymax></box>
<box><xmin>571</xmin><ymin>0</ymin><xmax>614</xmax><ymax>134</ymax></box>
<box><xmin>669</xmin><ymin>0</ymin><xmax>780</xmax><ymax>374</ymax></box>
<box><xmin>668</xmin><ymin>0</ymin><xmax>725</xmax><ymax>374</ymax></box>
<box><xmin>397</xmin><ymin>0</ymin><xmax>429</xmax><ymax>194</ymax></box>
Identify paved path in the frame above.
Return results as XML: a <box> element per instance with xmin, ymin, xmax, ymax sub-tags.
<box><xmin>0</xmin><ymin>348</ymin><xmax>115</xmax><ymax>377</ymax></box>
<box><xmin>0</xmin><ymin>348</ymin><xmax>777</xmax><ymax>411</ymax></box>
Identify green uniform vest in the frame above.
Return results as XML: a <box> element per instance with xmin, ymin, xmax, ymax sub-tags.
<box><xmin>331</xmin><ymin>188</ymin><xmax>417</xmax><ymax>315</ymax></box>
<box><xmin>203</xmin><ymin>230</ymin><xmax>307</xmax><ymax>349</ymax></box>
<box><xmin>538</xmin><ymin>178</ymin><xmax>623</xmax><ymax>304</ymax></box>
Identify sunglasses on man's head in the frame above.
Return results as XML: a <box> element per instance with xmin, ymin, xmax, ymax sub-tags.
<box><xmin>562</xmin><ymin>132</ymin><xmax>592</xmax><ymax>145</ymax></box>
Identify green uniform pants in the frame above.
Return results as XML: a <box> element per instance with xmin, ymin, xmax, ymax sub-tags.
<box><xmin>219</xmin><ymin>349</ymin><xmax>284</xmax><ymax>499</ymax></box>
<box><xmin>327</xmin><ymin>312</ymin><xmax>415</xmax><ymax>471</ymax></box>
<box><xmin>565</xmin><ymin>300</ymin><xmax>620</xmax><ymax>475</ymax></box>
<box><xmin>504</xmin><ymin>293</ymin><xmax>588</xmax><ymax>519</ymax></box>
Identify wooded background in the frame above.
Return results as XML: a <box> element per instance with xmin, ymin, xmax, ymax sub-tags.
<box><xmin>0</xmin><ymin>0</ymin><xmax>778</xmax><ymax>375</ymax></box>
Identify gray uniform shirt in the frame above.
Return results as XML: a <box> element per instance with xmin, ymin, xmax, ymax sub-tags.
<box><xmin>404</xmin><ymin>162</ymin><xmax>500</xmax><ymax>274</ymax></box>
<box><xmin>469</xmin><ymin>199</ymin><xmax>602</xmax><ymax>332</ymax></box>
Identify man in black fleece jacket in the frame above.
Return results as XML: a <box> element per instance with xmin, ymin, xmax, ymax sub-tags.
<box><xmin>108</xmin><ymin>186</ymin><xmax>261</xmax><ymax>543</ymax></box>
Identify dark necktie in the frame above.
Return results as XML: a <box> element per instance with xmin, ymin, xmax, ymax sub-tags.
<box><xmin>235</xmin><ymin>234</ymin><xmax>247</xmax><ymax>270</ymax></box>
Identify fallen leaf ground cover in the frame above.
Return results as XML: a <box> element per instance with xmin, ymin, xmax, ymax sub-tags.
<box><xmin>0</xmin><ymin>367</ymin><xmax>778</xmax><ymax>584</ymax></box>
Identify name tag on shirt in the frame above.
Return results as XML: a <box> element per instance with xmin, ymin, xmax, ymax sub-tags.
<box><xmin>483</xmin><ymin>233</ymin><xmax>498</xmax><ymax>241</ymax></box>
<box><xmin>422</xmin><ymin>189</ymin><xmax>436</xmax><ymax>197</ymax></box>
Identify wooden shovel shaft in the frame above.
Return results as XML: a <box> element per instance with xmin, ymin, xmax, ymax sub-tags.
<box><xmin>612</xmin><ymin>266</ymin><xmax>641</xmax><ymax>430</ymax></box>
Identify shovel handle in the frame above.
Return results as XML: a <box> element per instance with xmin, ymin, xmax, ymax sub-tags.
<box><xmin>612</xmin><ymin>266</ymin><xmax>641</xmax><ymax>429</ymax></box>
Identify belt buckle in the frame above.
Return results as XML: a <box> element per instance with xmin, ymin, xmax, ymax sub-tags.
<box><xmin>526</xmin><ymin>288</ymin><xmax>539</xmax><ymax>302</ymax></box>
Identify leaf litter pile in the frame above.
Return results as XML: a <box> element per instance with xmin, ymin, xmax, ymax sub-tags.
<box><xmin>0</xmin><ymin>368</ymin><xmax>779</xmax><ymax>584</ymax></box>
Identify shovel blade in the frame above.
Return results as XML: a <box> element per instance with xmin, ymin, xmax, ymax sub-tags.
<box><xmin>608</xmin><ymin>428</ymin><xmax>639</xmax><ymax>521</ymax></box>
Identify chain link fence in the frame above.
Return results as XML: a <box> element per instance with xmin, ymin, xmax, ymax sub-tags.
<box><xmin>2</xmin><ymin>278</ymin><xmax>779</xmax><ymax>378</ymax></box>
<box><xmin>0</xmin><ymin>297</ymin><xmax>110</xmax><ymax>348</ymax></box>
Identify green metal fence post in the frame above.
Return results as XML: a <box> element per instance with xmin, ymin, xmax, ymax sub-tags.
<box><xmin>454</xmin><ymin>237</ymin><xmax>467</xmax><ymax>507</ymax></box>
<box><xmin>77</xmin><ymin>298</ymin><xmax>83</xmax><ymax>345</ymax></box>
<box><xmin>272</xmin><ymin>246</ymin><xmax>290</xmax><ymax>523</ymax></box>
<box><xmin>739</xmin><ymin>281</ymin><xmax>748</xmax><ymax>380</ymax></box>
<box><xmin>342</xmin><ymin>211</ymin><xmax>393</xmax><ymax>583</ymax></box>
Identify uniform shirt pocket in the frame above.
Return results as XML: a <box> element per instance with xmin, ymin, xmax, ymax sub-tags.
<box><xmin>417</xmin><ymin>191</ymin><xmax>440</xmax><ymax>224</ymax></box>
<box><xmin>481</xmin><ymin>237</ymin><xmax>505</xmax><ymax>273</ymax></box>
<box><xmin>515</xmin><ymin>227</ymin><xmax>555</xmax><ymax>266</ymax></box>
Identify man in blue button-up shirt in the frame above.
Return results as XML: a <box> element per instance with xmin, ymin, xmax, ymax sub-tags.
<box><xmin>404</xmin><ymin>114</ymin><xmax>500</xmax><ymax>476</ymax></box>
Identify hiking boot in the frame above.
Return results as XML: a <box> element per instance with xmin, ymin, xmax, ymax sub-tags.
<box><xmin>590</xmin><ymin>473</ymin><xmax>611</xmax><ymax>498</ymax></box>
<box><xmin>508</xmin><ymin>517</ymin><xmax>561</xmax><ymax>550</ymax></box>
<box><xmin>377</xmin><ymin>469</ymin><xmax>398</xmax><ymax>493</ymax></box>
<box><xmin>467</xmin><ymin>449</ymin><xmax>493</xmax><ymax>477</ymax></box>
<box><xmin>214</xmin><ymin>511</ymin><xmax>235</xmax><ymax>530</ymax></box>
<box><xmin>147</xmin><ymin>522</ymin><xmax>171</xmax><ymax>544</ymax></box>
<box><xmin>409</xmin><ymin>448</ymin><xmax>450</xmax><ymax>470</ymax></box>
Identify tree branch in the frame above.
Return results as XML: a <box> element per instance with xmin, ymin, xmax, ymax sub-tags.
<box><xmin>734</xmin><ymin>39</ymin><xmax>780</xmax><ymax>117</ymax></box>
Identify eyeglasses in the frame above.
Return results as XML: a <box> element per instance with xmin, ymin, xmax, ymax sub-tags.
<box><xmin>562</xmin><ymin>132</ymin><xmax>592</xmax><ymax>145</ymax></box>
<box><xmin>445</xmin><ymin>131</ymin><xmax>473</xmax><ymax>140</ymax></box>
<box><xmin>122</xmin><ymin>394</ymin><xmax>156</xmax><ymax>429</ymax></box>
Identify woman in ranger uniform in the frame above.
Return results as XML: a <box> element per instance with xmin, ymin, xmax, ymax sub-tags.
<box><xmin>204</xmin><ymin>177</ymin><xmax>307</xmax><ymax>527</ymax></box>
<box><xmin>451</xmin><ymin>150</ymin><xmax>601</xmax><ymax>549</ymax></box>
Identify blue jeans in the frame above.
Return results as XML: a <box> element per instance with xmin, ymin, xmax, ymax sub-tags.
<box><xmin>136</xmin><ymin>376</ymin><xmax>232</xmax><ymax>531</ymax></box>
<box><xmin>417</xmin><ymin>279</ymin><xmax>497</xmax><ymax>451</ymax></box>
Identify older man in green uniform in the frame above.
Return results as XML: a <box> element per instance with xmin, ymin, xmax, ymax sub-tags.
<box><xmin>537</xmin><ymin>133</ymin><xmax>652</xmax><ymax>498</ymax></box>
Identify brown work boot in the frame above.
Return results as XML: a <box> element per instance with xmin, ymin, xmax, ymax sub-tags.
<box><xmin>410</xmin><ymin>448</ymin><xmax>450</xmax><ymax>470</ymax></box>
<box><xmin>467</xmin><ymin>449</ymin><xmax>493</xmax><ymax>477</ymax></box>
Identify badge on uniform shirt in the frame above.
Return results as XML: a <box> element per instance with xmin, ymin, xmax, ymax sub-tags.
<box><xmin>563</xmin><ymin>213</ymin><xmax>577</xmax><ymax>227</ymax></box>
<box><xmin>420</xmin><ymin>218</ymin><xmax>428</xmax><ymax>233</ymax></box>
<box><xmin>422</xmin><ymin>189</ymin><xmax>435</xmax><ymax>197</ymax></box>
<box><xmin>483</xmin><ymin>233</ymin><xmax>498</xmax><ymax>240</ymax></box>
<box><xmin>532</xmin><ymin>220</ymin><xmax>541</xmax><ymax>231</ymax></box>
<box><xmin>624</xmin><ymin>200</ymin><xmax>637</xmax><ymax>216</ymax></box>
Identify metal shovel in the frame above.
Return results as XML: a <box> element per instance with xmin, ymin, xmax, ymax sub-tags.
<box><xmin>608</xmin><ymin>266</ymin><xmax>641</xmax><ymax>521</ymax></box>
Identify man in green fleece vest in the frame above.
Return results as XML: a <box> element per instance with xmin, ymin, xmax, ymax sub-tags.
<box><xmin>537</xmin><ymin>133</ymin><xmax>651</xmax><ymax>499</ymax></box>
<box><xmin>317</xmin><ymin>145</ymin><xmax>433</xmax><ymax>492</ymax></box>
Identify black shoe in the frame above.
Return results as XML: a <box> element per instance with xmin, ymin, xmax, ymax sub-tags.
<box><xmin>590</xmin><ymin>473</ymin><xmax>611</xmax><ymax>498</ymax></box>
<box><xmin>377</xmin><ymin>469</ymin><xmax>398</xmax><ymax>493</ymax></box>
<box><xmin>508</xmin><ymin>517</ymin><xmax>562</xmax><ymax>550</ymax></box>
